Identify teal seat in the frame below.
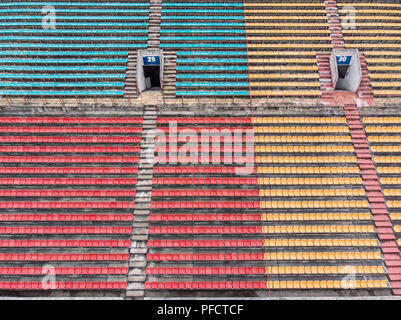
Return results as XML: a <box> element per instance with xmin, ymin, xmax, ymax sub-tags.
<box><xmin>161</xmin><ymin>16</ymin><xmax>244</xmax><ymax>20</ymax></box>
<box><xmin>0</xmin><ymin>36</ymin><xmax>147</xmax><ymax>41</ymax></box>
<box><xmin>177</xmin><ymin>51</ymin><xmax>247</xmax><ymax>56</ymax></box>
<box><xmin>176</xmin><ymin>82</ymin><xmax>249</xmax><ymax>87</ymax></box>
<box><xmin>0</xmin><ymin>90</ymin><xmax>124</xmax><ymax>95</ymax></box>
<box><xmin>2</xmin><ymin>22</ymin><xmax>148</xmax><ymax>27</ymax></box>
<box><xmin>0</xmin><ymin>74</ymin><xmax>125</xmax><ymax>79</ymax></box>
<box><xmin>162</xmin><ymin>9</ymin><xmax>243</xmax><ymax>13</ymax></box>
<box><xmin>161</xmin><ymin>36</ymin><xmax>246</xmax><ymax>41</ymax></box>
<box><xmin>0</xmin><ymin>66</ymin><xmax>126</xmax><ymax>71</ymax></box>
<box><xmin>160</xmin><ymin>29</ymin><xmax>244</xmax><ymax>34</ymax></box>
<box><xmin>177</xmin><ymin>66</ymin><xmax>248</xmax><ymax>71</ymax></box>
<box><xmin>0</xmin><ymin>43</ymin><xmax>147</xmax><ymax>48</ymax></box>
<box><xmin>161</xmin><ymin>22</ymin><xmax>244</xmax><ymax>27</ymax></box>
<box><xmin>176</xmin><ymin>91</ymin><xmax>249</xmax><ymax>96</ymax></box>
<box><xmin>160</xmin><ymin>43</ymin><xmax>245</xmax><ymax>48</ymax></box>
<box><xmin>163</xmin><ymin>3</ymin><xmax>243</xmax><ymax>7</ymax></box>
<box><xmin>0</xmin><ymin>2</ymin><xmax>150</xmax><ymax>6</ymax></box>
<box><xmin>1</xmin><ymin>82</ymin><xmax>125</xmax><ymax>87</ymax></box>
<box><xmin>176</xmin><ymin>74</ymin><xmax>248</xmax><ymax>79</ymax></box>
<box><xmin>1</xmin><ymin>29</ymin><xmax>148</xmax><ymax>34</ymax></box>
<box><xmin>0</xmin><ymin>8</ymin><xmax>149</xmax><ymax>13</ymax></box>
<box><xmin>0</xmin><ymin>15</ymin><xmax>148</xmax><ymax>20</ymax></box>
<box><xmin>177</xmin><ymin>58</ymin><xmax>247</xmax><ymax>63</ymax></box>
<box><xmin>0</xmin><ymin>51</ymin><xmax>128</xmax><ymax>56</ymax></box>
<box><xmin>0</xmin><ymin>58</ymin><xmax>127</xmax><ymax>63</ymax></box>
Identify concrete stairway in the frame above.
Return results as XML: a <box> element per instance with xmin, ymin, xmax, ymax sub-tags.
<box><xmin>124</xmin><ymin>51</ymin><xmax>139</xmax><ymax>99</ymax></box>
<box><xmin>126</xmin><ymin>105</ymin><xmax>157</xmax><ymax>299</ymax></box>
<box><xmin>162</xmin><ymin>51</ymin><xmax>177</xmax><ymax>100</ymax></box>
<box><xmin>147</xmin><ymin>0</ymin><xmax>162</xmax><ymax>49</ymax></box>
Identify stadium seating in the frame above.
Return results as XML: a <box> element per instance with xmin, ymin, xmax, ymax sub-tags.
<box><xmin>145</xmin><ymin>112</ymin><xmax>389</xmax><ymax>292</ymax></box>
<box><xmin>160</xmin><ymin>0</ymin><xmax>249</xmax><ymax>97</ymax></box>
<box><xmin>147</xmin><ymin>115</ymin><xmax>264</xmax><ymax>290</ymax></box>
<box><xmin>2</xmin><ymin>0</ymin><xmax>401</xmax><ymax>299</ymax></box>
<box><xmin>0</xmin><ymin>1</ymin><xmax>149</xmax><ymax>96</ymax></box>
<box><xmin>364</xmin><ymin>115</ymin><xmax>401</xmax><ymax>280</ymax></box>
<box><xmin>337</xmin><ymin>0</ymin><xmax>401</xmax><ymax>97</ymax></box>
<box><xmin>244</xmin><ymin>1</ymin><xmax>330</xmax><ymax>99</ymax></box>
<box><xmin>253</xmin><ymin>111</ymin><xmax>388</xmax><ymax>291</ymax></box>
<box><xmin>0</xmin><ymin>115</ymin><xmax>142</xmax><ymax>291</ymax></box>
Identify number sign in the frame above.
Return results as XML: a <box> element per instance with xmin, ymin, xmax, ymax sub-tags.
<box><xmin>143</xmin><ymin>56</ymin><xmax>160</xmax><ymax>65</ymax></box>
<box><xmin>336</xmin><ymin>56</ymin><xmax>352</xmax><ymax>65</ymax></box>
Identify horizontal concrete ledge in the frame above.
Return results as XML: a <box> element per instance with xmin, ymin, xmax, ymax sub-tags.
<box><xmin>145</xmin><ymin>296</ymin><xmax>401</xmax><ymax>300</ymax></box>
<box><xmin>0</xmin><ymin>296</ymin><xmax>401</xmax><ymax>301</ymax></box>
<box><xmin>126</xmin><ymin>290</ymin><xmax>145</xmax><ymax>297</ymax></box>
<box><xmin>0</xmin><ymin>297</ymin><xmax>124</xmax><ymax>300</ymax></box>
<box><xmin>0</xmin><ymin>296</ymin><xmax>398</xmax><ymax>301</ymax></box>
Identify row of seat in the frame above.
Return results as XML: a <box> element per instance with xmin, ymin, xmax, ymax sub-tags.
<box><xmin>0</xmin><ymin>213</ymin><xmax>133</xmax><ymax>221</ymax></box>
<box><xmin>0</xmin><ymin>156</ymin><xmax>140</xmax><ymax>163</ymax></box>
<box><xmin>259</xmin><ymin>200</ymin><xmax>368</xmax><ymax>209</ymax></box>
<box><xmin>0</xmin><ymin>282</ymin><xmax>126</xmax><ymax>290</ymax></box>
<box><xmin>157</xmin><ymin>126</ymin><xmax>250</xmax><ymax>132</ymax></box>
<box><xmin>147</xmin><ymin>265</ymin><xmax>384</xmax><ymax>274</ymax></box>
<box><xmin>0</xmin><ymin>202</ymin><xmax>136</xmax><ymax>209</ymax></box>
<box><xmin>152</xmin><ymin>189</ymin><xmax>258</xmax><ymax>197</ymax></box>
<box><xmin>0</xmin><ymin>253</ymin><xmax>129</xmax><ymax>260</ymax></box>
<box><xmin>149</xmin><ymin>225</ymin><xmax>374</xmax><ymax>234</ymax></box>
<box><xmin>366</xmin><ymin>127</ymin><xmax>401</xmax><ymax>133</ymax></box>
<box><xmin>254</xmin><ymin>156</ymin><xmax>357</xmax><ymax>163</ymax></box>
<box><xmin>152</xmin><ymin>177</ymin><xmax>257</xmax><ymax>184</ymax></box>
<box><xmin>0</xmin><ymin>178</ymin><xmax>138</xmax><ymax>184</ymax></box>
<box><xmin>148</xmin><ymin>251</ymin><xmax>382</xmax><ymax>261</ymax></box>
<box><xmin>153</xmin><ymin>166</ymin><xmax>250</xmax><ymax>174</ymax></box>
<box><xmin>0</xmin><ymin>126</ymin><xmax>142</xmax><ymax>133</ymax></box>
<box><xmin>0</xmin><ymin>167</ymin><xmax>138</xmax><ymax>174</ymax></box>
<box><xmin>149</xmin><ymin>212</ymin><xmax>372</xmax><ymax>221</ymax></box>
<box><xmin>0</xmin><ymin>239</ymin><xmax>130</xmax><ymax>247</ymax></box>
<box><xmin>0</xmin><ymin>146</ymin><xmax>140</xmax><ymax>152</ymax></box>
<box><xmin>0</xmin><ymin>136</ymin><xmax>142</xmax><ymax>143</ymax></box>
<box><xmin>0</xmin><ymin>189</ymin><xmax>136</xmax><ymax>197</ymax></box>
<box><xmin>156</xmin><ymin>117</ymin><xmax>252</xmax><ymax>124</ymax></box>
<box><xmin>0</xmin><ymin>267</ymin><xmax>128</xmax><ymax>274</ymax></box>
<box><xmin>0</xmin><ymin>226</ymin><xmax>131</xmax><ymax>234</ymax></box>
<box><xmin>256</xmin><ymin>166</ymin><xmax>360</xmax><ymax>174</ymax></box>
<box><xmin>148</xmin><ymin>238</ymin><xmax>377</xmax><ymax>247</ymax></box>
<box><xmin>145</xmin><ymin>280</ymin><xmax>388</xmax><ymax>290</ymax></box>
<box><xmin>0</xmin><ymin>117</ymin><xmax>143</xmax><ymax>123</ymax></box>
<box><xmin>253</xmin><ymin>126</ymin><xmax>349</xmax><ymax>133</ymax></box>
<box><xmin>152</xmin><ymin>188</ymin><xmax>365</xmax><ymax>197</ymax></box>
<box><xmin>255</xmin><ymin>146</ymin><xmax>354</xmax><ymax>152</ymax></box>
